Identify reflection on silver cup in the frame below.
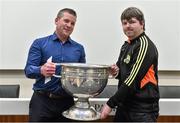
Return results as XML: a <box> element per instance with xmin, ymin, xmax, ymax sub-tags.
<box><xmin>54</xmin><ymin>63</ymin><xmax>110</xmax><ymax>121</ymax></box>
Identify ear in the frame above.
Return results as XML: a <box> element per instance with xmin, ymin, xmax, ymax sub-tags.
<box><xmin>140</xmin><ymin>20</ymin><xmax>144</xmax><ymax>26</ymax></box>
<box><xmin>140</xmin><ymin>21</ymin><xmax>145</xmax><ymax>29</ymax></box>
<box><xmin>55</xmin><ymin>17</ymin><xmax>59</xmax><ymax>25</ymax></box>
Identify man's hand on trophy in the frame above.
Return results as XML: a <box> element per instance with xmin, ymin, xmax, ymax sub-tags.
<box><xmin>41</xmin><ymin>61</ymin><xmax>56</xmax><ymax>77</ymax></box>
<box><xmin>100</xmin><ymin>103</ymin><xmax>112</xmax><ymax>119</ymax></box>
<box><xmin>110</xmin><ymin>64</ymin><xmax>119</xmax><ymax>77</ymax></box>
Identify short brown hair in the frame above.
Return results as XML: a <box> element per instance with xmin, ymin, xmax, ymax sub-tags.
<box><xmin>121</xmin><ymin>7</ymin><xmax>145</xmax><ymax>30</ymax></box>
<box><xmin>57</xmin><ymin>8</ymin><xmax>77</xmax><ymax>18</ymax></box>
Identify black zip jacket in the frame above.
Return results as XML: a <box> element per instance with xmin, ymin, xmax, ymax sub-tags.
<box><xmin>107</xmin><ymin>32</ymin><xmax>159</xmax><ymax>113</ymax></box>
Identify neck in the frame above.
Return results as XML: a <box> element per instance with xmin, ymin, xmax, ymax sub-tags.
<box><xmin>55</xmin><ymin>31</ymin><xmax>68</xmax><ymax>42</ymax></box>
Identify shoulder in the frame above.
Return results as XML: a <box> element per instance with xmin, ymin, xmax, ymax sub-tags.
<box><xmin>138</xmin><ymin>34</ymin><xmax>158</xmax><ymax>56</ymax></box>
<box><xmin>69</xmin><ymin>39</ymin><xmax>84</xmax><ymax>48</ymax></box>
<box><xmin>131</xmin><ymin>34</ymin><xmax>149</xmax><ymax>53</ymax></box>
<box><xmin>34</xmin><ymin>34</ymin><xmax>53</xmax><ymax>42</ymax></box>
<box><xmin>140</xmin><ymin>34</ymin><xmax>157</xmax><ymax>50</ymax></box>
<box><xmin>136</xmin><ymin>33</ymin><xmax>151</xmax><ymax>48</ymax></box>
<box><xmin>32</xmin><ymin>34</ymin><xmax>54</xmax><ymax>46</ymax></box>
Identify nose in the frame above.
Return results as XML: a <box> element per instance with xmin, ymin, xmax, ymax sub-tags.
<box><xmin>126</xmin><ymin>23</ymin><xmax>131</xmax><ymax>27</ymax></box>
<box><xmin>66</xmin><ymin>22</ymin><xmax>71</xmax><ymax>27</ymax></box>
<box><xmin>67</xmin><ymin>22</ymin><xmax>74</xmax><ymax>28</ymax></box>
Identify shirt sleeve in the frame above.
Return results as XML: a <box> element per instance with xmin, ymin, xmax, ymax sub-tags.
<box><xmin>79</xmin><ymin>45</ymin><xmax>86</xmax><ymax>63</ymax></box>
<box><xmin>24</xmin><ymin>40</ymin><xmax>42</xmax><ymax>79</ymax></box>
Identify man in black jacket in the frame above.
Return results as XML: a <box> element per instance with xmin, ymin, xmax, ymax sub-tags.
<box><xmin>101</xmin><ymin>7</ymin><xmax>159</xmax><ymax>122</ymax></box>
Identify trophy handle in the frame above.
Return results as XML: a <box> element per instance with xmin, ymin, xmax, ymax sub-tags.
<box><xmin>52</xmin><ymin>63</ymin><xmax>62</xmax><ymax>78</ymax></box>
<box><xmin>53</xmin><ymin>74</ymin><xmax>61</xmax><ymax>78</ymax></box>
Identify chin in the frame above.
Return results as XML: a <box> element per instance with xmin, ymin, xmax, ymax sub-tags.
<box><xmin>126</xmin><ymin>33</ymin><xmax>134</xmax><ymax>37</ymax></box>
<box><xmin>63</xmin><ymin>33</ymin><xmax>70</xmax><ymax>37</ymax></box>
<box><xmin>64</xmin><ymin>32</ymin><xmax>72</xmax><ymax>36</ymax></box>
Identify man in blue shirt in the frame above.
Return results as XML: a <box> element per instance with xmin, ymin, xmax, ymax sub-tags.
<box><xmin>24</xmin><ymin>8</ymin><xmax>86</xmax><ymax>122</ymax></box>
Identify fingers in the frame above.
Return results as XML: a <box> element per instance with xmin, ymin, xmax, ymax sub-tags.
<box><xmin>110</xmin><ymin>64</ymin><xmax>119</xmax><ymax>76</ymax></box>
<box><xmin>100</xmin><ymin>112</ymin><xmax>107</xmax><ymax>119</ymax></box>
<box><xmin>100</xmin><ymin>104</ymin><xmax>112</xmax><ymax>120</ymax></box>
<box><xmin>45</xmin><ymin>62</ymin><xmax>56</xmax><ymax>72</ymax></box>
<box><xmin>111</xmin><ymin>64</ymin><xmax>119</xmax><ymax>71</ymax></box>
<box><xmin>41</xmin><ymin>62</ymin><xmax>56</xmax><ymax>77</ymax></box>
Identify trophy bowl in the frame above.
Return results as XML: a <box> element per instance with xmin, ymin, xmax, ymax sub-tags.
<box><xmin>59</xmin><ymin>63</ymin><xmax>111</xmax><ymax>121</ymax></box>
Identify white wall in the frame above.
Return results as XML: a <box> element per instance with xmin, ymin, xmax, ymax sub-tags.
<box><xmin>0</xmin><ymin>0</ymin><xmax>180</xmax><ymax>70</ymax></box>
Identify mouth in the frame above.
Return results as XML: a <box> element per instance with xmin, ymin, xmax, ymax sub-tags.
<box><xmin>64</xmin><ymin>26</ymin><xmax>72</xmax><ymax>31</ymax></box>
<box><xmin>126</xmin><ymin>28</ymin><xmax>133</xmax><ymax>32</ymax></box>
<box><xmin>64</xmin><ymin>28</ymin><xmax>71</xmax><ymax>32</ymax></box>
<box><xmin>126</xmin><ymin>30</ymin><xmax>133</xmax><ymax>34</ymax></box>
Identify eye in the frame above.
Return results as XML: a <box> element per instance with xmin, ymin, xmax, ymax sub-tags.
<box><xmin>122</xmin><ymin>21</ymin><xmax>127</xmax><ymax>25</ymax></box>
<box><xmin>71</xmin><ymin>22</ymin><xmax>75</xmax><ymax>26</ymax></box>
<box><xmin>64</xmin><ymin>19</ymin><xmax>69</xmax><ymax>23</ymax></box>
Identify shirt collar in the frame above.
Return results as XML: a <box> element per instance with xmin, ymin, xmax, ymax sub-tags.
<box><xmin>52</xmin><ymin>32</ymin><xmax>73</xmax><ymax>44</ymax></box>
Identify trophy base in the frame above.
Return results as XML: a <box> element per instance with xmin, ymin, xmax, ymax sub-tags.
<box><xmin>62</xmin><ymin>106</ymin><xmax>100</xmax><ymax>121</ymax></box>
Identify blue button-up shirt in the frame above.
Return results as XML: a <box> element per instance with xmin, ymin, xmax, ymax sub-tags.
<box><xmin>24</xmin><ymin>33</ymin><xmax>86</xmax><ymax>94</ymax></box>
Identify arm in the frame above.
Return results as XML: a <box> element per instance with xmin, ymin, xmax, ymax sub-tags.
<box><xmin>24</xmin><ymin>40</ymin><xmax>42</xmax><ymax>79</ymax></box>
<box><xmin>24</xmin><ymin>40</ymin><xmax>56</xmax><ymax>79</ymax></box>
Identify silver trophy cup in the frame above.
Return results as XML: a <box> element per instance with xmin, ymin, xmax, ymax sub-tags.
<box><xmin>54</xmin><ymin>63</ymin><xmax>110</xmax><ymax>121</ymax></box>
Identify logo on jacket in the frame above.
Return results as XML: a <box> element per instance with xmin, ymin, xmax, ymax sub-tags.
<box><xmin>124</xmin><ymin>54</ymin><xmax>131</xmax><ymax>64</ymax></box>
